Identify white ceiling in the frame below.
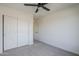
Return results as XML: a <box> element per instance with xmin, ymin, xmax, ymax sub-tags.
<box><xmin>33</xmin><ymin>3</ymin><xmax>78</xmax><ymax>19</ymax></box>
<box><xmin>0</xmin><ymin>3</ymin><xmax>33</xmax><ymax>13</ymax></box>
<box><xmin>0</xmin><ymin>3</ymin><xmax>78</xmax><ymax>19</ymax></box>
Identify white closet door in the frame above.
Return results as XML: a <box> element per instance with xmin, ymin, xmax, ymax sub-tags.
<box><xmin>18</xmin><ymin>17</ymin><xmax>28</xmax><ymax>47</ymax></box>
<box><xmin>4</xmin><ymin>15</ymin><xmax>17</xmax><ymax>50</ymax></box>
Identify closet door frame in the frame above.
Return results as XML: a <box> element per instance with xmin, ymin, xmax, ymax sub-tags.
<box><xmin>2</xmin><ymin>14</ymin><xmax>18</xmax><ymax>52</ymax></box>
<box><xmin>1</xmin><ymin>14</ymin><xmax>30</xmax><ymax>52</ymax></box>
<box><xmin>2</xmin><ymin>14</ymin><xmax>4</xmax><ymax>52</ymax></box>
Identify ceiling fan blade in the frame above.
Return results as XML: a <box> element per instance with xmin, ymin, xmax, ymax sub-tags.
<box><xmin>38</xmin><ymin>3</ymin><xmax>48</xmax><ymax>6</ymax></box>
<box><xmin>35</xmin><ymin>8</ymin><xmax>39</xmax><ymax>13</ymax></box>
<box><xmin>42</xmin><ymin>3</ymin><xmax>48</xmax><ymax>5</ymax></box>
<box><xmin>42</xmin><ymin>6</ymin><xmax>50</xmax><ymax>11</ymax></box>
<box><xmin>24</xmin><ymin>4</ymin><xmax>37</xmax><ymax>6</ymax></box>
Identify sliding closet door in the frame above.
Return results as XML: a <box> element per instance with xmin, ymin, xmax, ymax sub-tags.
<box><xmin>18</xmin><ymin>16</ymin><xmax>28</xmax><ymax>47</ymax></box>
<box><xmin>4</xmin><ymin>15</ymin><xmax>17</xmax><ymax>50</ymax></box>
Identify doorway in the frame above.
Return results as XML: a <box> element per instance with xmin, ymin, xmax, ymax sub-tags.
<box><xmin>33</xmin><ymin>18</ymin><xmax>39</xmax><ymax>41</ymax></box>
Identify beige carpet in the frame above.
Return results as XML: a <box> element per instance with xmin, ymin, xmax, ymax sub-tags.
<box><xmin>0</xmin><ymin>40</ymin><xmax>78</xmax><ymax>56</ymax></box>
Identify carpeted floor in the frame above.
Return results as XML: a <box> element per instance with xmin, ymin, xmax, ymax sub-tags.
<box><xmin>0</xmin><ymin>40</ymin><xmax>78</xmax><ymax>56</ymax></box>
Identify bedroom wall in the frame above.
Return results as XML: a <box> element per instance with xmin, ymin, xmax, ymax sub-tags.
<box><xmin>38</xmin><ymin>5</ymin><xmax>79</xmax><ymax>54</ymax></box>
<box><xmin>0</xmin><ymin>5</ymin><xmax>33</xmax><ymax>53</ymax></box>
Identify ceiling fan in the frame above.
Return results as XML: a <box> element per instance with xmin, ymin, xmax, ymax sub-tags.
<box><xmin>24</xmin><ymin>3</ymin><xmax>50</xmax><ymax>13</ymax></box>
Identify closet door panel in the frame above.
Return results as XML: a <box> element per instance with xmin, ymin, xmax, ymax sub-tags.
<box><xmin>18</xmin><ymin>17</ymin><xmax>28</xmax><ymax>47</ymax></box>
<box><xmin>4</xmin><ymin>15</ymin><xmax>17</xmax><ymax>50</ymax></box>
